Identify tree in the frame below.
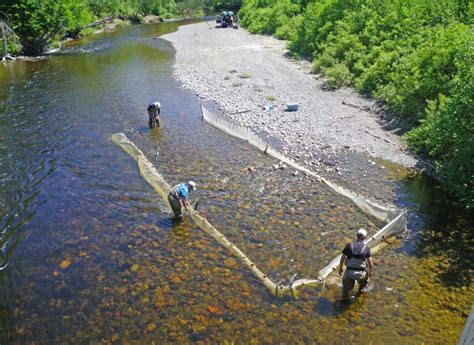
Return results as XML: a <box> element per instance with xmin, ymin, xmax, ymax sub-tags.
<box><xmin>8</xmin><ymin>0</ymin><xmax>92</xmax><ymax>55</ymax></box>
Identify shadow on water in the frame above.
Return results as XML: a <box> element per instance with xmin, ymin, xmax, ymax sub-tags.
<box><xmin>398</xmin><ymin>172</ymin><xmax>473</xmax><ymax>288</ymax></box>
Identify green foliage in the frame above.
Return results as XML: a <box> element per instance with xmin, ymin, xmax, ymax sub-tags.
<box><xmin>238</xmin><ymin>73</ymin><xmax>252</xmax><ymax>78</ymax></box>
<box><xmin>288</xmin><ymin>0</ymin><xmax>362</xmax><ymax>57</ymax></box>
<box><xmin>212</xmin><ymin>0</ymin><xmax>243</xmax><ymax>12</ymax></box>
<box><xmin>240</xmin><ymin>0</ymin><xmax>473</xmax><ymax>207</ymax></box>
<box><xmin>6</xmin><ymin>0</ymin><xmax>93</xmax><ymax>55</ymax></box>
<box><xmin>85</xmin><ymin>0</ymin><xmax>176</xmax><ymax>17</ymax></box>
<box><xmin>5</xmin><ymin>42</ymin><xmax>19</xmax><ymax>55</ymax></box>
<box><xmin>324</xmin><ymin>63</ymin><xmax>351</xmax><ymax>89</ymax></box>
<box><xmin>406</xmin><ymin>54</ymin><xmax>474</xmax><ymax>208</ymax></box>
<box><xmin>1</xmin><ymin>0</ymin><xmax>216</xmax><ymax>55</ymax></box>
<box><xmin>378</xmin><ymin>23</ymin><xmax>470</xmax><ymax>122</ymax></box>
<box><xmin>239</xmin><ymin>0</ymin><xmax>301</xmax><ymax>39</ymax></box>
<box><xmin>174</xmin><ymin>0</ymin><xmax>204</xmax><ymax>17</ymax></box>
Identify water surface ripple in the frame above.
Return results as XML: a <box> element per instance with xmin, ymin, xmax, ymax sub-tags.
<box><xmin>0</xmin><ymin>20</ymin><xmax>472</xmax><ymax>344</ymax></box>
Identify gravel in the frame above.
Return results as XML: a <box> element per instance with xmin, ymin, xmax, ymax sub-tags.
<box><xmin>162</xmin><ymin>22</ymin><xmax>419</xmax><ymax>203</ymax></box>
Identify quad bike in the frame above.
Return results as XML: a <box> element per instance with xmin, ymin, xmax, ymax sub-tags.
<box><xmin>216</xmin><ymin>11</ymin><xmax>239</xmax><ymax>29</ymax></box>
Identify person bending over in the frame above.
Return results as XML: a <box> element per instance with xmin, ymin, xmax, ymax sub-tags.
<box><xmin>148</xmin><ymin>101</ymin><xmax>161</xmax><ymax>128</ymax></box>
<box><xmin>167</xmin><ymin>181</ymin><xmax>196</xmax><ymax>220</ymax></box>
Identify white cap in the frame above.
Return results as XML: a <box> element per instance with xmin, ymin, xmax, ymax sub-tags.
<box><xmin>188</xmin><ymin>181</ymin><xmax>196</xmax><ymax>190</ymax></box>
<box><xmin>357</xmin><ymin>228</ymin><xmax>367</xmax><ymax>237</ymax></box>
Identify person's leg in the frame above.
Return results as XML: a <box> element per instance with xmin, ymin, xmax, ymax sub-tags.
<box><xmin>342</xmin><ymin>270</ymin><xmax>355</xmax><ymax>300</ymax></box>
<box><xmin>148</xmin><ymin>110</ymin><xmax>154</xmax><ymax>128</ymax></box>
<box><xmin>168</xmin><ymin>194</ymin><xmax>182</xmax><ymax>218</ymax></box>
<box><xmin>153</xmin><ymin>108</ymin><xmax>160</xmax><ymax>127</ymax></box>
<box><xmin>357</xmin><ymin>271</ymin><xmax>369</xmax><ymax>292</ymax></box>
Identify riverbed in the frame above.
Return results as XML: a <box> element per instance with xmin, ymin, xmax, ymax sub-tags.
<box><xmin>0</xmin><ymin>19</ymin><xmax>472</xmax><ymax>344</ymax></box>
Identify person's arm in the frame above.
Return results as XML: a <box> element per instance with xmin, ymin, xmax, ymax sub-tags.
<box><xmin>338</xmin><ymin>254</ymin><xmax>347</xmax><ymax>276</ymax></box>
<box><xmin>367</xmin><ymin>257</ymin><xmax>373</xmax><ymax>277</ymax></box>
<box><xmin>180</xmin><ymin>197</ymin><xmax>190</xmax><ymax>210</ymax></box>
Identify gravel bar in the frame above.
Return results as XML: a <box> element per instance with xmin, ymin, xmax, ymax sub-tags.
<box><xmin>162</xmin><ymin>22</ymin><xmax>419</xmax><ymax>203</ymax></box>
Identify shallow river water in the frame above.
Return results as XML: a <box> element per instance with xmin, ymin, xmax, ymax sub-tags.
<box><xmin>0</xmin><ymin>20</ymin><xmax>472</xmax><ymax>344</ymax></box>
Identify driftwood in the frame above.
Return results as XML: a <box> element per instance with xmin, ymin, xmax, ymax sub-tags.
<box><xmin>341</xmin><ymin>101</ymin><xmax>410</xmax><ymax>154</ymax></box>
<box><xmin>1</xmin><ymin>20</ymin><xmax>16</xmax><ymax>60</ymax></box>
<box><xmin>230</xmin><ymin>109</ymin><xmax>252</xmax><ymax>115</ymax></box>
<box><xmin>68</xmin><ymin>16</ymin><xmax>114</xmax><ymax>38</ymax></box>
<box><xmin>364</xmin><ymin>129</ymin><xmax>392</xmax><ymax>144</ymax></box>
<box><xmin>342</xmin><ymin>100</ymin><xmax>374</xmax><ymax>113</ymax></box>
<box><xmin>364</xmin><ymin>129</ymin><xmax>409</xmax><ymax>154</ymax></box>
<box><xmin>1</xmin><ymin>55</ymin><xmax>14</xmax><ymax>63</ymax></box>
<box><xmin>82</xmin><ymin>16</ymin><xmax>114</xmax><ymax>30</ymax></box>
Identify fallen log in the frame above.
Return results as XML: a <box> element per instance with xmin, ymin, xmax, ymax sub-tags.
<box><xmin>82</xmin><ymin>16</ymin><xmax>114</xmax><ymax>30</ymax></box>
<box><xmin>67</xmin><ymin>16</ymin><xmax>114</xmax><ymax>38</ymax></box>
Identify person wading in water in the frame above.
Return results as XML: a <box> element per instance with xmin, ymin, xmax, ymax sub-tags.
<box><xmin>167</xmin><ymin>181</ymin><xmax>196</xmax><ymax>220</ymax></box>
<box><xmin>147</xmin><ymin>101</ymin><xmax>161</xmax><ymax>128</ymax></box>
<box><xmin>338</xmin><ymin>228</ymin><xmax>373</xmax><ymax>300</ymax></box>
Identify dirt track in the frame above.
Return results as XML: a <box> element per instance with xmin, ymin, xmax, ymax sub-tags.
<box><xmin>162</xmin><ymin>21</ymin><xmax>418</xmax><ymax>203</ymax></box>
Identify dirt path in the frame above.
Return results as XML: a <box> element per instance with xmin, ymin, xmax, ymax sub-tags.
<box><xmin>162</xmin><ymin>22</ymin><xmax>418</xmax><ymax>203</ymax></box>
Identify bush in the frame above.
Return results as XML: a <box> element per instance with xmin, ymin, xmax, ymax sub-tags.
<box><xmin>240</xmin><ymin>0</ymin><xmax>301</xmax><ymax>38</ymax></box>
<box><xmin>378</xmin><ymin>23</ymin><xmax>471</xmax><ymax>122</ymax></box>
<box><xmin>239</xmin><ymin>0</ymin><xmax>474</xmax><ymax>207</ymax></box>
<box><xmin>5</xmin><ymin>0</ymin><xmax>93</xmax><ymax>54</ymax></box>
<box><xmin>406</xmin><ymin>57</ymin><xmax>474</xmax><ymax>207</ymax></box>
<box><xmin>1</xmin><ymin>0</ymin><xmax>211</xmax><ymax>55</ymax></box>
<box><xmin>324</xmin><ymin>63</ymin><xmax>351</xmax><ymax>89</ymax></box>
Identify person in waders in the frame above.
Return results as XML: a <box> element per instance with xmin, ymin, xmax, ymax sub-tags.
<box><xmin>338</xmin><ymin>228</ymin><xmax>373</xmax><ymax>300</ymax></box>
<box><xmin>147</xmin><ymin>101</ymin><xmax>161</xmax><ymax>128</ymax></box>
<box><xmin>167</xmin><ymin>181</ymin><xmax>196</xmax><ymax>220</ymax></box>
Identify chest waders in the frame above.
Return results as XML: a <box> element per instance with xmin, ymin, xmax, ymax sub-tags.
<box><xmin>346</xmin><ymin>242</ymin><xmax>368</xmax><ymax>271</ymax></box>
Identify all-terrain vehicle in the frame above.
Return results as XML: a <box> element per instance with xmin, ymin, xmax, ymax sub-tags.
<box><xmin>216</xmin><ymin>11</ymin><xmax>239</xmax><ymax>29</ymax></box>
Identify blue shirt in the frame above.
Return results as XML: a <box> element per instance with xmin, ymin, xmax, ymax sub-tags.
<box><xmin>171</xmin><ymin>183</ymin><xmax>189</xmax><ymax>199</ymax></box>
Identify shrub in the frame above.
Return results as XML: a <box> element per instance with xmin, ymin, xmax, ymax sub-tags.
<box><xmin>6</xmin><ymin>0</ymin><xmax>93</xmax><ymax>54</ymax></box>
<box><xmin>238</xmin><ymin>73</ymin><xmax>252</xmax><ymax>79</ymax></box>
<box><xmin>406</xmin><ymin>56</ymin><xmax>474</xmax><ymax>207</ymax></box>
<box><xmin>239</xmin><ymin>0</ymin><xmax>474</xmax><ymax>207</ymax></box>
<box><xmin>240</xmin><ymin>0</ymin><xmax>300</xmax><ymax>37</ymax></box>
<box><xmin>323</xmin><ymin>63</ymin><xmax>351</xmax><ymax>89</ymax></box>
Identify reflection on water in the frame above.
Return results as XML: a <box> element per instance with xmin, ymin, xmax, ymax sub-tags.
<box><xmin>0</xmin><ymin>20</ymin><xmax>472</xmax><ymax>343</ymax></box>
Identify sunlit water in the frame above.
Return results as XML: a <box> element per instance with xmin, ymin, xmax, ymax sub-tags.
<box><xmin>0</xmin><ymin>20</ymin><xmax>472</xmax><ymax>344</ymax></box>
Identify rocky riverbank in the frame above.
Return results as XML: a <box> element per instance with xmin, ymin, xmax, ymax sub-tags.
<box><xmin>162</xmin><ymin>22</ymin><xmax>419</xmax><ymax>204</ymax></box>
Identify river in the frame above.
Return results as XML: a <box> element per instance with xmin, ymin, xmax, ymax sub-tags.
<box><xmin>0</xmin><ymin>19</ymin><xmax>472</xmax><ymax>344</ymax></box>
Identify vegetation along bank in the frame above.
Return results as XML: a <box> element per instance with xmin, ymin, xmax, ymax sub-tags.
<box><xmin>239</xmin><ymin>0</ymin><xmax>473</xmax><ymax>209</ymax></box>
<box><xmin>1</xmin><ymin>0</ymin><xmax>471</xmax><ymax>208</ymax></box>
<box><xmin>0</xmin><ymin>0</ymin><xmax>242</xmax><ymax>55</ymax></box>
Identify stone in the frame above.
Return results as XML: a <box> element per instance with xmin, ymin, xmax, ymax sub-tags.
<box><xmin>59</xmin><ymin>259</ymin><xmax>71</xmax><ymax>269</ymax></box>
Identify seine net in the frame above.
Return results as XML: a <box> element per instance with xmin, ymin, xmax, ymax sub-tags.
<box><xmin>112</xmin><ymin>131</ymin><xmax>406</xmax><ymax>298</ymax></box>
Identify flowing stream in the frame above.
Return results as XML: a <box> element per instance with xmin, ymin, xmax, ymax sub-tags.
<box><xmin>0</xmin><ymin>20</ymin><xmax>472</xmax><ymax>344</ymax></box>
